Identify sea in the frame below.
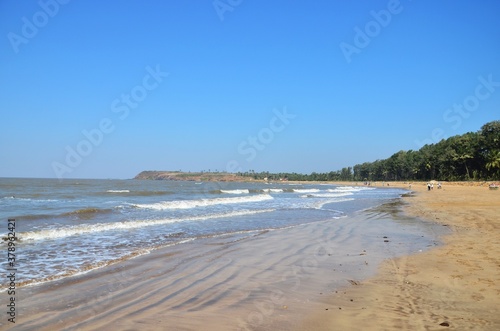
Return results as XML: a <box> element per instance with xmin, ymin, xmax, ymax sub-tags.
<box><xmin>0</xmin><ymin>178</ymin><xmax>409</xmax><ymax>289</ymax></box>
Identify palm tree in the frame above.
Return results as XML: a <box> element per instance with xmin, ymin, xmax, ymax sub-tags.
<box><xmin>452</xmin><ymin>153</ymin><xmax>473</xmax><ymax>180</ymax></box>
<box><xmin>486</xmin><ymin>150</ymin><xmax>500</xmax><ymax>178</ymax></box>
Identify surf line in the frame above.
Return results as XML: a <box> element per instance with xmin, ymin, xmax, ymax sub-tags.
<box><xmin>6</xmin><ymin>219</ymin><xmax>17</xmax><ymax>324</ymax></box>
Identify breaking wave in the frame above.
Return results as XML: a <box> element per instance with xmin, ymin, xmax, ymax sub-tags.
<box><xmin>132</xmin><ymin>194</ymin><xmax>273</xmax><ymax>210</ymax></box>
<box><xmin>220</xmin><ymin>189</ymin><xmax>250</xmax><ymax>194</ymax></box>
<box><xmin>300</xmin><ymin>192</ymin><xmax>354</xmax><ymax>198</ymax></box>
<box><xmin>20</xmin><ymin>209</ymin><xmax>275</xmax><ymax>241</ymax></box>
<box><xmin>293</xmin><ymin>189</ymin><xmax>321</xmax><ymax>193</ymax></box>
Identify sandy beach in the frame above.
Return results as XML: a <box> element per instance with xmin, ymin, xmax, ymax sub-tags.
<box><xmin>3</xmin><ymin>182</ymin><xmax>498</xmax><ymax>330</ymax></box>
<box><xmin>299</xmin><ymin>182</ymin><xmax>500</xmax><ymax>330</ymax></box>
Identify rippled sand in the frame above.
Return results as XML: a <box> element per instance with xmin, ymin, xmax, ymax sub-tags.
<box><xmin>2</xmin><ymin>196</ymin><xmax>444</xmax><ymax>331</ymax></box>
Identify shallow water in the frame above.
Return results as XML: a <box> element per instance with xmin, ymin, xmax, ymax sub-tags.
<box><xmin>0</xmin><ymin>178</ymin><xmax>408</xmax><ymax>288</ymax></box>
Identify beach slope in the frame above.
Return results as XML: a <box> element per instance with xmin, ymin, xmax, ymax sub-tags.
<box><xmin>299</xmin><ymin>183</ymin><xmax>500</xmax><ymax>330</ymax></box>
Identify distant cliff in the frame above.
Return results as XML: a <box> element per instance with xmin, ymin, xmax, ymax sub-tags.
<box><xmin>134</xmin><ymin>171</ymin><xmax>251</xmax><ymax>182</ymax></box>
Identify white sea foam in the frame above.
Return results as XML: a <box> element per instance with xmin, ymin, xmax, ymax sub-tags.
<box><xmin>20</xmin><ymin>209</ymin><xmax>276</xmax><ymax>241</ymax></box>
<box><xmin>300</xmin><ymin>192</ymin><xmax>354</xmax><ymax>198</ymax></box>
<box><xmin>315</xmin><ymin>198</ymin><xmax>355</xmax><ymax>209</ymax></box>
<box><xmin>0</xmin><ymin>197</ymin><xmax>58</xmax><ymax>202</ymax></box>
<box><xmin>262</xmin><ymin>188</ymin><xmax>284</xmax><ymax>193</ymax></box>
<box><xmin>132</xmin><ymin>194</ymin><xmax>273</xmax><ymax>210</ymax></box>
<box><xmin>293</xmin><ymin>189</ymin><xmax>320</xmax><ymax>193</ymax></box>
<box><xmin>220</xmin><ymin>189</ymin><xmax>249</xmax><ymax>194</ymax></box>
<box><xmin>332</xmin><ymin>186</ymin><xmax>375</xmax><ymax>192</ymax></box>
<box><xmin>106</xmin><ymin>190</ymin><xmax>130</xmax><ymax>193</ymax></box>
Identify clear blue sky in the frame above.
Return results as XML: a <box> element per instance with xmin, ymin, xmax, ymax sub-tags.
<box><xmin>1</xmin><ymin>0</ymin><xmax>499</xmax><ymax>179</ymax></box>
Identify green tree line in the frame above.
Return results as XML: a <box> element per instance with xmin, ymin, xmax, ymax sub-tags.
<box><xmin>239</xmin><ymin>121</ymin><xmax>500</xmax><ymax>182</ymax></box>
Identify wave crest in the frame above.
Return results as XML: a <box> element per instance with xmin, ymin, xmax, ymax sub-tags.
<box><xmin>132</xmin><ymin>194</ymin><xmax>273</xmax><ymax>210</ymax></box>
<box><xmin>20</xmin><ymin>209</ymin><xmax>275</xmax><ymax>241</ymax></box>
<box><xmin>220</xmin><ymin>189</ymin><xmax>250</xmax><ymax>194</ymax></box>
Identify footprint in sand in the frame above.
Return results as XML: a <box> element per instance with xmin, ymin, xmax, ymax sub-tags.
<box><xmin>471</xmin><ymin>293</ymin><xmax>485</xmax><ymax>301</ymax></box>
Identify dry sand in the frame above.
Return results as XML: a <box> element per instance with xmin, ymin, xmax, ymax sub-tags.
<box><xmin>299</xmin><ymin>182</ymin><xmax>500</xmax><ymax>330</ymax></box>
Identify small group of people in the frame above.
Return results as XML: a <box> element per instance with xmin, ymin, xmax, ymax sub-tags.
<box><xmin>427</xmin><ymin>182</ymin><xmax>442</xmax><ymax>191</ymax></box>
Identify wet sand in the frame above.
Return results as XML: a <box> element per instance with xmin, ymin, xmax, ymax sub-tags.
<box><xmin>2</xmin><ymin>192</ymin><xmax>443</xmax><ymax>330</ymax></box>
<box><xmin>299</xmin><ymin>182</ymin><xmax>500</xmax><ymax>330</ymax></box>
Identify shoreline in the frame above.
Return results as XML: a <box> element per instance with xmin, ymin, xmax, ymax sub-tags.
<box><xmin>298</xmin><ymin>182</ymin><xmax>500</xmax><ymax>330</ymax></box>
<box><xmin>1</xmin><ymin>188</ymin><xmax>443</xmax><ymax>331</ymax></box>
<box><xmin>3</xmin><ymin>182</ymin><xmax>497</xmax><ymax>330</ymax></box>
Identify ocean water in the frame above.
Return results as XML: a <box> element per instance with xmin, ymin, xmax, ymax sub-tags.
<box><xmin>0</xmin><ymin>178</ymin><xmax>407</xmax><ymax>288</ymax></box>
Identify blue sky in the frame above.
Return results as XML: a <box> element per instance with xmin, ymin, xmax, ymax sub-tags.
<box><xmin>1</xmin><ymin>0</ymin><xmax>499</xmax><ymax>179</ymax></box>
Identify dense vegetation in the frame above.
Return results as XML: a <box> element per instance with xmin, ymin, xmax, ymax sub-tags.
<box><xmin>239</xmin><ymin>121</ymin><xmax>500</xmax><ymax>182</ymax></box>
